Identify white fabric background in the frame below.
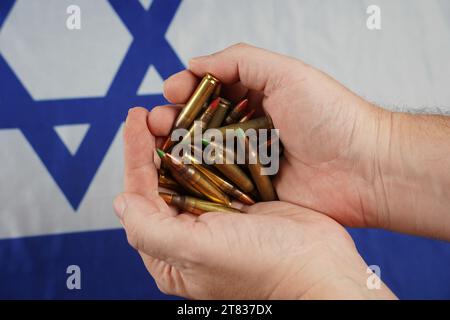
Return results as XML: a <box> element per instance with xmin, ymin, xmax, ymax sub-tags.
<box><xmin>0</xmin><ymin>0</ymin><xmax>449</xmax><ymax>239</ymax></box>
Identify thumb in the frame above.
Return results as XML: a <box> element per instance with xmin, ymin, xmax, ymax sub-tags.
<box><xmin>189</xmin><ymin>43</ymin><xmax>303</xmax><ymax>93</ymax></box>
<box><xmin>113</xmin><ymin>192</ymin><xmax>195</xmax><ymax>261</ymax></box>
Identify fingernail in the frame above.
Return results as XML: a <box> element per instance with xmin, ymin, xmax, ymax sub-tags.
<box><xmin>113</xmin><ymin>195</ymin><xmax>126</xmax><ymax>219</ymax></box>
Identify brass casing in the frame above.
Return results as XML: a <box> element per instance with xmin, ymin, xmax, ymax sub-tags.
<box><xmin>207</xmin><ymin>98</ymin><xmax>231</xmax><ymax>128</ymax></box>
<box><xmin>192</xmin><ymin>162</ymin><xmax>255</xmax><ymax>205</ymax></box>
<box><xmin>174</xmin><ymin>73</ymin><xmax>220</xmax><ymax>130</ymax></box>
<box><xmin>160</xmin><ymin>192</ymin><xmax>241</xmax><ymax>215</ymax></box>
<box><xmin>238</xmin><ymin>133</ymin><xmax>277</xmax><ymax>201</ymax></box>
<box><xmin>216</xmin><ymin>117</ymin><xmax>272</xmax><ymax>137</ymax></box>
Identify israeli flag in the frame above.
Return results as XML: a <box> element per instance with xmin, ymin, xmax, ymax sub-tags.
<box><xmin>0</xmin><ymin>0</ymin><xmax>449</xmax><ymax>299</ymax></box>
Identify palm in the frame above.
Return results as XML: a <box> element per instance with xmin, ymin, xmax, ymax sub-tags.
<box><xmin>117</xmin><ymin>44</ymin><xmax>398</xmax><ymax>299</ymax></box>
<box><xmin>140</xmin><ymin>199</ymin><xmax>356</xmax><ymax>299</ymax></box>
<box><xmin>262</xmin><ymin>65</ymin><xmax>375</xmax><ymax>227</ymax></box>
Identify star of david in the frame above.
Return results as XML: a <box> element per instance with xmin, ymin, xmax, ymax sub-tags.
<box><xmin>0</xmin><ymin>0</ymin><xmax>184</xmax><ymax>209</ymax></box>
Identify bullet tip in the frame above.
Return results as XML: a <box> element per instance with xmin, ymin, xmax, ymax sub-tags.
<box><xmin>156</xmin><ymin>148</ymin><xmax>165</xmax><ymax>158</ymax></box>
<box><xmin>201</xmin><ymin>139</ymin><xmax>210</xmax><ymax>146</ymax></box>
<box><xmin>235</xmin><ymin>128</ymin><xmax>245</xmax><ymax>138</ymax></box>
<box><xmin>210</xmin><ymin>97</ymin><xmax>220</xmax><ymax>109</ymax></box>
<box><xmin>159</xmin><ymin>192</ymin><xmax>173</xmax><ymax>204</ymax></box>
<box><xmin>235</xmin><ymin>98</ymin><xmax>249</xmax><ymax>111</ymax></box>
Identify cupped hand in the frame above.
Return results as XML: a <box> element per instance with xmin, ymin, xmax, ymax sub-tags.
<box><xmin>156</xmin><ymin>43</ymin><xmax>390</xmax><ymax>229</ymax></box>
<box><xmin>113</xmin><ymin>107</ymin><xmax>395</xmax><ymax>299</ymax></box>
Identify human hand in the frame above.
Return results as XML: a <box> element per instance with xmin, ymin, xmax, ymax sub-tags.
<box><xmin>113</xmin><ymin>108</ymin><xmax>395</xmax><ymax>299</ymax></box>
<box><xmin>154</xmin><ymin>43</ymin><xmax>389</xmax><ymax>229</ymax></box>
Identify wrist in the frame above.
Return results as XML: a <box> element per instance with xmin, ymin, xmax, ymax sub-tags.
<box><xmin>267</xmin><ymin>242</ymin><xmax>396</xmax><ymax>300</ymax></box>
<box><xmin>346</xmin><ymin>104</ymin><xmax>393</xmax><ymax>229</ymax></box>
<box><xmin>372</xmin><ymin>111</ymin><xmax>450</xmax><ymax>238</ymax></box>
<box><xmin>298</xmin><ymin>251</ymin><xmax>397</xmax><ymax>300</ymax></box>
<box><xmin>301</xmin><ymin>271</ymin><xmax>396</xmax><ymax>300</ymax></box>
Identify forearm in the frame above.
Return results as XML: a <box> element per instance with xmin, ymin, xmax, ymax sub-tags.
<box><xmin>374</xmin><ymin>111</ymin><xmax>450</xmax><ymax>239</ymax></box>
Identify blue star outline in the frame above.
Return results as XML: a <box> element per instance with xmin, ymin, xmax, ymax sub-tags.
<box><xmin>0</xmin><ymin>0</ymin><xmax>184</xmax><ymax>209</ymax></box>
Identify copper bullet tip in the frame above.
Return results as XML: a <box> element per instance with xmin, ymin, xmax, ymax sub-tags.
<box><xmin>159</xmin><ymin>192</ymin><xmax>174</xmax><ymax>203</ymax></box>
<box><xmin>234</xmin><ymin>99</ymin><xmax>248</xmax><ymax>112</ymax></box>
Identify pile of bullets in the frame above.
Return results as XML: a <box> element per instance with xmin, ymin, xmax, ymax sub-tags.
<box><xmin>157</xmin><ymin>73</ymin><xmax>281</xmax><ymax>215</ymax></box>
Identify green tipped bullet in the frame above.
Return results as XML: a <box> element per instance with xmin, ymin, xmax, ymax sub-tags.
<box><xmin>156</xmin><ymin>148</ymin><xmax>165</xmax><ymax>159</ymax></box>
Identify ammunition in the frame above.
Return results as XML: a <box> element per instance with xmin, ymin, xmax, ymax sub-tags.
<box><xmin>236</xmin><ymin>129</ymin><xmax>277</xmax><ymax>201</ymax></box>
<box><xmin>158</xmin><ymin>173</ymin><xmax>183</xmax><ymax>193</ymax></box>
<box><xmin>155</xmin><ymin>69</ymin><xmax>282</xmax><ymax>209</ymax></box>
<box><xmin>200</xmin><ymin>139</ymin><xmax>236</xmax><ymax>163</ymax></box>
<box><xmin>174</xmin><ymin>73</ymin><xmax>220</xmax><ymax>129</ymax></box>
<box><xmin>238</xmin><ymin>108</ymin><xmax>256</xmax><ymax>123</ymax></box>
<box><xmin>159</xmin><ymin>155</ymin><xmax>204</xmax><ymax>198</ymax></box>
<box><xmin>160</xmin><ymin>192</ymin><xmax>242</xmax><ymax>215</ymax></box>
<box><xmin>258</xmin><ymin>137</ymin><xmax>284</xmax><ymax>157</ymax></box>
<box><xmin>216</xmin><ymin>116</ymin><xmax>273</xmax><ymax>137</ymax></box>
<box><xmin>224</xmin><ymin>99</ymin><xmax>248</xmax><ymax>125</ymax></box>
<box><xmin>156</xmin><ymin>149</ymin><xmax>232</xmax><ymax>206</ymax></box>
<box><xmin>170</xmin><ymin>170</ymin><xmax>205</xmax><ymax>198</ymax></box>
<box><xmin>162</xmin><ymin>73</ymin><xmax>220</xmax><ymax>151</ymax></box>
<box><xmin>207</xmin><ymin>98</ymin><xmax>231</xmax><ymax>128</ymax></box>
<box><xmin>194</xmin><ymin>163</ymin><xmax>255</xmax><ymax>205</ymax></box>
<box><xmin>181</xmin><ymin>97</ymin><xmax>220</xmax><ymax>144</ymax></box>
<box><xmin>182</xmin><ymin>151</ymin><xmax>255</xmax><ymax>205</ymax></box>
<box><xmin>201</xmin><ymin>140</ymin><xmax>255</xmax><ymax>193</ymax></box>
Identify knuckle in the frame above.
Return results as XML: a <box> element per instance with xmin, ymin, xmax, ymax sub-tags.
<box><xmin>230</xmin><ymin>42</ymin><xmax>250</xmax><ymax>50</ymax></box>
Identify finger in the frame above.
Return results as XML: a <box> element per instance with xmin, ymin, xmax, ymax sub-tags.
<box><xmin>147</xmin><ymin>105</ymin><xmax>181</xmax><ymax>137</ymax></box>
<box><xmin>189</xmin><ymin>43</ymin><xmax>300</xmax><ymax>93</ymax></box>
<box><xmin>114</xmin><ymin>192</ymin><xmax>198</xmax><ymax>261</ymax></box>
<box><xmin>163</xmin><ymin>70</ymin><xmax>199</xmax><ymax>104</ymax></box>
<box><xmin>124</xmin><ymin>107</ymin><xmax>158</xmax><ymax>199</ymax></box>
